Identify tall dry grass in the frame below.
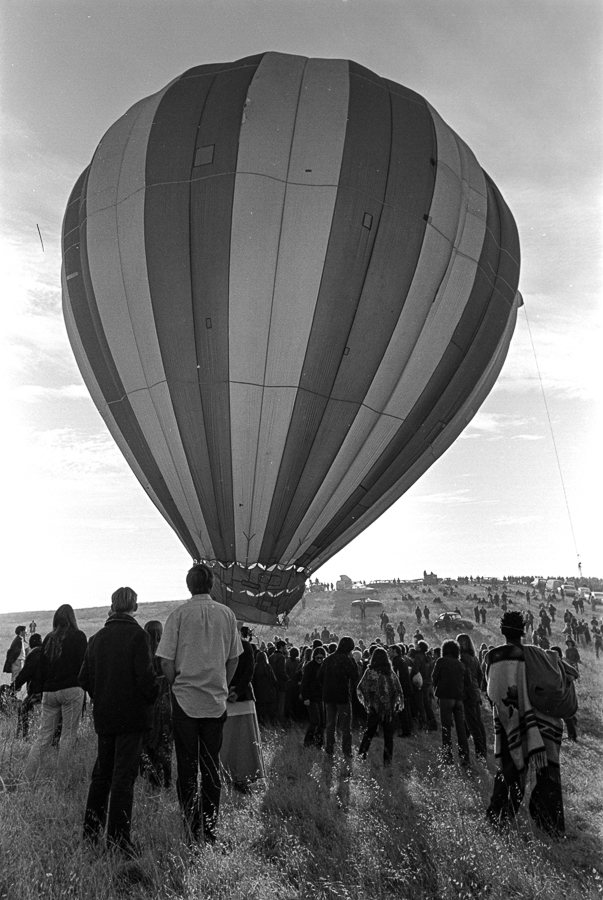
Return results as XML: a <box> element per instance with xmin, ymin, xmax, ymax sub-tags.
<box><xmin>1</xmin><ymin>693</ymin><xmax>602</xmax><ymax>899</ymax></box>
<box><xmin>1</xmin><ymin>585</ymin><xmax>602</xmax><ymax>899</ymax></box>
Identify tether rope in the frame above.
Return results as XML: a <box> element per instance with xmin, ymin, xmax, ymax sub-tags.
<box><xmin>522</xmin><ymin>303</ymin><xmax>581</xmax><ymax>575</ymax></box>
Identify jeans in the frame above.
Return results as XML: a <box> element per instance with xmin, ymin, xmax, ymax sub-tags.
<box><xmin>172</xmin><ymin>696</ymin><xmax>226</xmax><ymax>841</ymax></box>
<box><xmin>24</xmin><ymin>686</ymin><xmax>84</xmax><ymax>779</ymax></box>
<box><xmin>359</xmin><ymin>711</ymin><xmax>395</xmax><ymax>764</ymax></box>
<box><xmin>463</xmin><ymin>699</ymin><xmax>488</xmax><ymax>759</ymax></box>
<box><xmin>324</xmin><ymin>701</ymin><xmax>352</xmax><ymax>757</ymax></box>
<box><xmin>438</xmin><ymin>698</ymin><xmax>470</xmax><ymax>764</ymax></box>
<box><xmin>83</xmin><ymin>731</ymin><xmax>144</xmax><ymax>851</ymax></box>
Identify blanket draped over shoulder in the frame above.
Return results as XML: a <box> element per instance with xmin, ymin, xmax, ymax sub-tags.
<box><xmin>357</xmin><ymin>669</ymin><xmax>403</xmax><ymax>721</ymax></box>
<box><xmin>486</xmin><ymin>645</ymin><xmax>563</xmax><ymax>786</ymax></box>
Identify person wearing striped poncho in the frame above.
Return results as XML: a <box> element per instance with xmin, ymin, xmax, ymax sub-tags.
<box><xmin>485</xmin><ymin>611</ymin><xmax>564</xmax><ymax>836</ymax></box>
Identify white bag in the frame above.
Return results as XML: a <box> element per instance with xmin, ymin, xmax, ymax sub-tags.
<box><xmin>412</xmin><ymin>671</ymin><xmax>423</xmax><ymax>689</ymax></box>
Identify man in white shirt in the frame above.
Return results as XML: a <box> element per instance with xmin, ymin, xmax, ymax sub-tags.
<box><xmin>157</xmin><ymin>564</ymin><xmax>242</xmax><ymax>843</ymax></box>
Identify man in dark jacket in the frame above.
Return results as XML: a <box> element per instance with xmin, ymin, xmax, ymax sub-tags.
<box><xmin>3</xmin><ymin>626</ymin><xmax>26</xmax><ymax>681</ymax></box>
<box><xmin>317</xmin><ymin>636</ymin><xmax>358</xmax><ymax>757</ymax></box>
<box><xmin>79</xmin><ymin>587</ymin><xmax>158</xmax><ymax>856</ymax></box>
<box><xmin>432</xmin><ymin>639</ymin><xmax>471</xmax><ymax>766</ymax></box>
<box><xmin>14</xmin><ymin>633</ymin><xmax>44</xmax><ymax>738</ymax></box>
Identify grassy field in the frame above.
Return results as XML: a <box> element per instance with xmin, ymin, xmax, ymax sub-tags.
<box><xmin>1</xmin><ymin>583</ymin><xmax>602</xmax><ymax>899</ymax></box>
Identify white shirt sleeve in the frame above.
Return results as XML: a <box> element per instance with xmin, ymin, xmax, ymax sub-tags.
<box><xmin>156</xmin><ymin>610</ymin><xmax>179</xmax><ymax>661</ymax></box>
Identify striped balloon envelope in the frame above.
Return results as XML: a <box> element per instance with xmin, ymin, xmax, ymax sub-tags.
<box><xmin>62</xmin><ymin>52</ymin><xmax>521</xmax><ymax>624</ymax></box>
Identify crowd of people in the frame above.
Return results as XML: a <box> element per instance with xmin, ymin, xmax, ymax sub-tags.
<box><xmin>1</xmin><ymin>572</ymin><xmax>594</xmax><ymax>854</ymax></box>
<box><xmin>251</xmin><ymin>607</ymin><xmax>578</xmax><ymax>835</ymax></box>
<box><xmin>2</xmin><ymin>565</ymin><xmax>245</xmax><ymax>856</ymax></box>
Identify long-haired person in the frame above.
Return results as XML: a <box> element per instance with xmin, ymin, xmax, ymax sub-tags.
<box><xmin>23</xmin><ymin>604</ymin><xmax>87</xmax><ymax>780</ymax></box>
<box><xmin>251</xmin><ymin>651</ymin><xmax>278</xmax><ymax>726</ymax></box>
<box><xmin>300</xmin><ymin>645</ymin><xmax>327</xmax><ymax>748</ymax></box>
<box><xmin>457</xmin><ymin>632</ymin><xmax>488</xmax><ymax>761</ymax></box>
<box><xmin>389</xmin><ymin>644</ymin><xmax>414</xmax><ymax>737</ymax></box>
<box><xmin>221</xmin><ymin>625</ymin><xmax>265</xmax><ymax>789</ymax></box>
<box><xmin>140</xmin><ymin>620</ymin><xmax>173</xmax><ymax>789</ymax></box>
<box><xmin>357</xmin><ymin>647</ymin><xmax>403</xmax><ymax>766</ymax></box>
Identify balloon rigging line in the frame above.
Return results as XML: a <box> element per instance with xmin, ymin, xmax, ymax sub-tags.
<box><xmin>36</xmin><ymin>224</ymin><xmax>44</xmax><ymax>253</ymax></box>
<box><xmin>522</xmin><ymin>303</ymin><xmax>581</xmax><ymax>571</ymax></box>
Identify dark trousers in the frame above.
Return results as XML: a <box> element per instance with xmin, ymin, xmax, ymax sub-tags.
<box><xmin>83</xmin><ymin>731</ymin><xmax>144</xmax><ymax>851</ymax></box>
<box><xmin>255</xmin><ymin>700</ymin><xmax>277</xmax><ymax>726</ymax></box>
<box><xmin>486</xmin><ymin>728</ymin><xmax>564</xmax><ymax>835</ymax></box>
<box><xmin>17</xmin><ymin>693</ymin><xmax>41</xmax><ymax>739</ymax></box>
<box><xmin>463</xmin><ymin>699</ymin><xmax>488</xmax><ymax>759</ymax></box>
<box><xmin>276</xmin><ymin>690</ymin><xmax>287</xmax><ymax>725</ymax></box>
<box><xmin>172</xmin><ymin>696</ymin><xmax>226</xmax><ymax>842</ymax></box>
<box><xmin>324</xmin><ymin>701</ymin><xmax>352</xmax><ymax>757</ymax></box>
<box><xmin>412</xmin><ymin>687</ymin><xmax>426</xmax><ymax>726</ymax></box>
<box><xmin>564</xmin><ymin>716</ymin><xmax>577</xmax><ymax>741</ymax></box>
<box><xmin>422</xmin><ymin>685</ymin><xmax>438</xmax><ymax>730</ymax></box>
<box><xmin>438</xmin><ymin>698</ymin><xmax>470</xmax><ymax>764</ymax></box>
<box><xmin>304</xmin><ymin>701</ymin><xmax>325</xmax><ymax>747</ymax></box>
<box><xmin>359</xmin><ymin>711</ymin><xmax>395</xmax><ymax>764</ymax></box>
<box><xmin>397</xmin><ymin>704</ymin><xmax>413</xmax><ymax>736</ymax></box>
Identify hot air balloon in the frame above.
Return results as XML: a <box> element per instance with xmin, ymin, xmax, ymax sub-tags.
<box><xmin>62</xmin><ymin>52</ymin><xmax>521</xmax><ymax>624</ymax></box>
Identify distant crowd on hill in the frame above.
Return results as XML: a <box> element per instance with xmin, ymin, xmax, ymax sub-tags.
<box><xmin>307</xmin><ymin>573</ymin><xmax>603</xmax><ymax>594</ymax></box>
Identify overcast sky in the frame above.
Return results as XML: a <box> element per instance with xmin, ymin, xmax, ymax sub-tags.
<box><xmin>1</xmin><ymin>0</ymin><xmax>601</xmax><ymax>614</ymax></box>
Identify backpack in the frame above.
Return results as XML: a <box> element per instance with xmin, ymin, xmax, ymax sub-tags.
<box><xmin>523</xmin><ymin>645</ymin><xmax>578</xmax><ymax>720</ymax></box>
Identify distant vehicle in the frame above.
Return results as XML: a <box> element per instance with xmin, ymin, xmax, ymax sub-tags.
<box><xmin>562</xmin><ymin>584</ymin><xmax>578</xmax><ymax>597</ymax></box>
<box><xmin>433</xmin><ymin>611</ymin><xmax>474</xmax><ymax>631</ymax></box>
<box><xmin>591</xmin><ymin>592</ymin><xmax>603</xmax><ymax>606</ymax></box>
<box><xmin>546</xmin><ymin>579</ymin><xmax>562</xmax><ymax>592</ymax></box>
<box><xmin>351</xmin><ymin>598</ymin><xmax>383</xmax><ymax>614</ymax></box>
